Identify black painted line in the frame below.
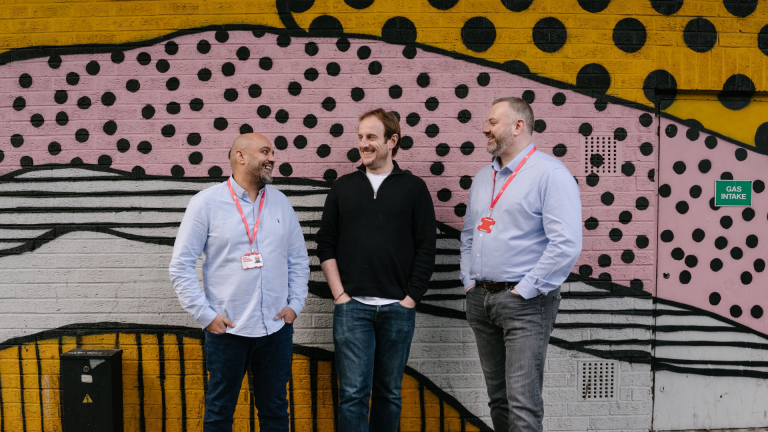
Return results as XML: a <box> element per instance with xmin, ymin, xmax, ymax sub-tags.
<box><xmin>0</xmin><ymin>222</ymin><xmax>179</xmax><ymax>229</ymax></box>
<box><xmin>656</xmin><ymin>362</ymin><xmax>768</xmax><ymax>380</ymax></box>
<box><xmin>555</xmin><ymin>323</ymin><xmax>651</xmax><ymax>330</ymax></box>
<box><xmin>557</xmin><ymin>309</ymin><xmax>653</xmax><ymax>315</ymax></box>
<box><xmin>310</xmin><ymin>358</ymin><xmax>318</xmax><ymax>432</ymax></box>
<box><xmin>201</xmin><ymin>337</ymin><xmax>208</xmax><ymax>396</ymax></box>
<box><xmin>549</xmin><ymin>337</ymin><xmax>652</xmax><ymax>362</ymax></box>
<box><xmin>0</xmin><ymin>207</ymin><xmax>187</xmax><ymax>214</ymax></box>
<box><xmin>157</xmin><ymin>334</ymin><xmax>167</xmax><ymax>432</ymax></box>
<box><xmin>247</xmin><ymin>369</ymin><xmax>255</xmax><ymax>432</ymax></box>
<box><xmin>439</xmin><ymin>399</ymin><xmax>445</xmax><ymax>432</ymax></box>
<box><xmin>174</xmin><ymin>334</ymin><xmax>188</xmax><ymax>432</ymax></box>
<box><xmin>655</xmin><ymin>297</ymin><xmax>768</xmax><ymax>341</ymax></box>
<box><xmin>288</xmin><ymin>372</ymin><xmax>296</xmax><ymax>432</ymax></box>
<box><xmin>330</xmin><ymin>359</ymin><xmax>338</xmax><ymax>432</ymax></box>
<box><xmin>34</xmin><ymin>342</ymin><xmax>44</xmax><ymax>432</ymax></box>
<box><xmin>654</xmin><ymin>339</ymin><xmax>768</xmax><ymax>350</ymax></box>
<box><xmin>0</xmin><ymin>189</ymin><xmax>324</xmax><ymax>198</ymax></box>
<box><xmin>17</xmin><ymin>346</ymin><xmax>26</xmax><ymax>432</ymax></box>
<box><xmin>419</xmin><ymin>382</ymin><xmax>426</xmax><ymax>432</ymax></box>
<box><xmin>654</xmin><ymin>325</ymin><xmax>752</xmax><ymax>333</ymax></box>
<box><xmin>136</xmin><ymin>333</ymin><xmax>146</xmax><ymax>432</ymax></box>
<box><xmin>558</xmin><ymin>338</ymin><xmax>651</xmax><ymax>347</ymax></box>
<box><xmin>0</xmin><ymin>359</ymin><xmax>4</xmax><ymax>432</ymax></box>
<box><xmin>654</xmin><ymin>357</ymin><xmax>768</xmax><ymax>367</ymax></box>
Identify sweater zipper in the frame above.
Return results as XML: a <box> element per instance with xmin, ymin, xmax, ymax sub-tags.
<box><xmin>361</xmin><ymin>169</ymin><xmax>402</xmax><ymax>199</ymax></box>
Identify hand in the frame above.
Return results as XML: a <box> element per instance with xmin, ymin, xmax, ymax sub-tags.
<box><xmin>511</xmin><ymin>288</ymin><xmax>521</xmax><ymax>296</ymax></box>
<box><xmin>275</xmin><ymin>307</ymin><xmax>297</xmax><ymax>324</ymax></box>
<box><xmin>466</xmin><ymin>285</ymin><xmax>475</xmax><ymax>292</ymax></box>
<box><xmin>399</xmin><ymin>295</ymin><xmax>416</xmax><ymax>308</ymax></box>
<box><xmin>207</xmin><ymin>314</ymin><xmax>235</xmax><ymax>334</ymax></box>
<box><xmin>334</xmin><ymin>292</ymin><xmax>352</xmax><ymax>305</ymax></box>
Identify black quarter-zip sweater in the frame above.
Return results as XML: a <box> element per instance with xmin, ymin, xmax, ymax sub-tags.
<box><xmin>316</xmin><ymin>161</ymin><xmax>437</xmax><ymax>302</ymax></box>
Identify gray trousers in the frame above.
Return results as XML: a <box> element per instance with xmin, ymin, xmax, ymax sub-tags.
<box><xmin>466</xmin><ymin>286</ymin><xmax>561</xmax><ymax>432</ymax></box>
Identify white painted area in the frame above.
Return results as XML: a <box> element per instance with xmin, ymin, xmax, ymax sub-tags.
<box><xmin>653</xmin><ymin>372</ymin><xmax>768</xmax><ymax>430</ymax></box>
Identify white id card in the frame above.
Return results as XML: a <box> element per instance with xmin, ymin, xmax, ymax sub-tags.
<box><xmin>241</xmin><ymin>252</ymin><xmax>264</xmax><ymax>269</ymax></box>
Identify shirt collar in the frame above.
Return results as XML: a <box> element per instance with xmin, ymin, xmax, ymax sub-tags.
<box><xmin>228</xmin><ymin>175</ymin><xmax>264</xmax><ymax>201</ymax></box>
<box><xmin>492</xmin><ymin>142</ymin><xmax>535</xmax><ymax>173</ymax></box>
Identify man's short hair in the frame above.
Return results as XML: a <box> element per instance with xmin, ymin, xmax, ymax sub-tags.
<box><xmin>359</xmin><ymin>108</ymin><xmax>402</xmax><ymax>157</ymax></box>
<box><xmin>492</xmin><ymin>97</ymin><xmax>535</xmax><ymax>135</ymax></box>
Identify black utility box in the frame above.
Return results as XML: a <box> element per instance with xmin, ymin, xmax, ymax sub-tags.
<box><xmin>61</xmin><ymin>348</ymin><xmax>123</xmax><ymax>432</ymax></box>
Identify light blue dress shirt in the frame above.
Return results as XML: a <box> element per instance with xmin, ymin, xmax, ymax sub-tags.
<box><xmin>460</xmin><ymin>143</ymin><xmax>583</xmax><ymax>299</ymax></box>
<box><xmin>169</xmin><ymin>176</ymin><xmax>309</xmax><ymax>337</ymax></box>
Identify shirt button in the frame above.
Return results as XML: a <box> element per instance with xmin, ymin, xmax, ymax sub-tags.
<box><xmin>480</xmin><ymin>234</ymin><xmax>483</xmax><ymax>237</ymax></box>
<box><xmin>477</xmin><ymin>254</ymin><xmax>480</xmax><ymax>256</ymax></box>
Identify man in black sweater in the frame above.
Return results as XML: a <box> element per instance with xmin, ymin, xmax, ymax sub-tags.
<box><xmin>317</xmin><ymin>108</ymin><xmax>436</xmax><ymax>432</ymax></box>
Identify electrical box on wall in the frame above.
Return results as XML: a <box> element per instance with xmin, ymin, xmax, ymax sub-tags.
<box><xmin>61</xmin><ymin>348</ymin><xmax>123</xmax><ymax>432</ymax></box>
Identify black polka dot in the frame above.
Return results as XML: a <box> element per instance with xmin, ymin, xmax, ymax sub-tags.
<box><xmin>415</xmin><ymin>73</ymin><xmax>431</xmax><ymax>89</ymax></box>
<box><xmin>719</xmin><ymin>74</ymin><xmax>755</xmax><ymax>110</ymax></box>
<box><xmin>636</xmin><ymin>235</ymin><xmax>649</xmax><ymax>249</ymax></box>
<box><xmin>76</xmin><ymin>129</ymin><xmax>89</xmax><ymax>143</ymax></box>
<box><xmin>731</xmin><ymin>305</ymin><xmax>743</xmax><ymax>318</ymax></box>
<box><xmin>240</xmin><ymin>124</ymin><xmax>253</xmax><ymax>134</ymax></box>
<box><xmin>347</xmin><ymin>148</ymin><xmax>360</xmax><ymax>162</ymax></box>
<box><xmin>314</xmin><ymin>143</ymin><xmax>330</xmax><ymax>158</ymax></box>
<box><xmin>381</xmin><ymin>17</ymin><xmax>418</xmax><ymax>44</ymax></box>
<box><xmin>533</xmin><ymin>119</ymin><xmax>546</xmax><ymax>133</ymax></box>
<box><xmin>676</xmin><ymin>200</ymin><xmax>689</xmax><ymax>214</ymax></box>
<box><xmin>54</xmin><ymin>90</ymin><xmax>68</xmax><ymax>105</ymax></box>
<box><xmin>695</xmin><ymin>159</ymin><xmax>711</xmax><ymax>174</ymax></box>
<box><xmin>221</xmin><ymin>62</ymin><xmax>235</xmax><ymax>77</ymax></box>
<box><xmin>85</xmin><ymin>60</ymin><xmax>100</xmax><ymax>76</ymax></box>
<box><xmin>720</xmin><ymin>215</ymin><xmax>733</xmax><ymax>229</ymax></box>
<box><xmin>742</xmin><ymin>208</ymin><xmax>755</xmax><ymax>222</ymax></box>
<box><xmin>578</xmin><ymin>0</ymin><xmax>610</xmax><ymax>12</ymax></box>
<box><xmin>578</xmin><ymin>123</ymin><xmax>593</xmax><ymax>137</ymax></box>
<box><xmin>428</xmin><ymin>0</ymin><xmax>459</xmax><ymax>9</ymax></box>
<box><xmin>136</xmin><ymin>52</ymin><xmax>152</xmax><ymax>66</ymax></box>
<box><xmin>425</xmin><ymin>97</ymin><xmax>439</xmax><ymax>111</ymax></box>
<box><xmin>130</xmin><ymin>166</ymin><xmax>145</xmax><ymax>177</ymax></box>
<box><xmin>189</xmin><ymin>152</ymin><xmax>203</xmax><ymax>165</ymax></box>
<box><xmin>197</xmin><ymin>40</ymin><xmax>211</xmax><ymax>54</ymax></box>
<box><xmin>598</xmin><ymin>254</ymin><xmax>611</xmax><ymax>267</ymax></box>
<box><xmin>274</xmin><ymin>136</ymin><xmax>288</xmax><ymax>150</ymax></box>
<box><xmin>425</xmin><ymin>124</ymin><xmax>439</xmax><ymax>138</ymax></box>
<box><xmin>405</xmin><ymin>112</ymin><xmax>421</xmax><ymax>127</ymax></box>
<box><xmin>164</xmin><ymin>41</ymin><xmax>178</xmax><ymax>55</ymax></box>
<box><xmin>171</xmin><ymin>165</ymin><xmax>185</xmax><ymax>178</ymax></box>
<box><xmin>721</xmin><ymin>172</ymin><xmax>733</xmax><ymax>180</ymax></box>
<box><xmin>98</xmin><ymin>155</ymin><xmax>112</xmax><ymax>167</ymax></box>
<box><xmin>47</xmin><ymin>141</ymin><xmax>61</xmax><ymax>156</ymax></box>
<box><xmin>735</xmin><ymin>148</ymin><xmax>748</xmax><ymax>161</ymax></box>
<box><xmin>190</xmin><ymin>98</ymin><xmax>204</xmax><ymax>112</ymax></box>
<box><xmin>638</xmin><ymin>142</ymin><xmax>653</xmax><ymax>157</ymax></box>
<box><xmin>584</xmin><ymin>217</ymin><xmax>599</xmax><ymax>230</ymax></box>
<box><xmin>309</xmin><ymin>15</ymin><xmax>345</xmax><ymax>37</ymax></box>
<box><xmin>287</xmin><ymin>82</ymin><xmax>302</xmax><ymax>97</ymax></box>
<box><xmin>356</xmin><ymin>46</ymin><xmax>371</xmax><ymax>60</ymax></box>
<box><xmin>745</xmin><ymin>234</ymin><xmax>759</xmax><ymax>248</ymax></box>
<box><xmin>704</xmin><ymin>136</ymin><xmax>718</xmax><ymax>149</ymax></box>
<box><xmin>619</xmin><ymin>250</ymin><xmax>634</xmax><ymax>264</ymax></box>
<box><xmin>755</xmin><ymin>259</ymin><xmax>766</xmax><ymax>272</ymax></box>
<box><xmin>590</xmin><ymin>153</ymin><xmax>604</xmax><ymax>168</ymax></box>
<box><xmin>576</xmin><ymin>63</ymin><xmax>610</xmax><ymax>95</ymax></box>
<box><xmin>215</xmin><ymin>30</ymin><xmax>229</xmax><ymax>43</ymax></box>
<box><xmin>187</xmin><ymin>133</ymin><xmax>201</xmax><ymax>146</ymax></box>
<box><xmin>364</xmin><ymin>60</ymin><xmax>382</xmax><ymax>75</ymax></box>
<box><xmin>671</xmin><ymin>161</ymin><xmax>685</xmax><ymax>175</ymax></box>
<box><xmin>125</xmin><ymin>79</ymin><xmax>140</xmax><ymax>92</ymax></box>
<box><xmin>48</xmin><ymin>54</ymin><xmax>62</xmax><ymax>69</ymax></box>
<box><xmin>258</xmin><ymin>57</ymin><xmax>274</xmax><ymax>71</ymax></box>
<box><xmin>142</xmin><ymin>105</ymin><xmax>156</xmax><ymax>119</ymax></box>
<box><xmin>601</xmin><ymin>192</ymin><xmax>614</xmax><ymax>205</ymax></box>
<box><xmin>458</xmin><ymin>110</ymin><xmax>472</xmax><ymax>124</ymax></box>
<box><xmin>639</xmin><ymin>113</ymin><xmax>653</xmax><ymax>128</ymax></box>
<box><xmin>153</xmin><ymin>58</ymin><xmax>169</xmax><ymax>73</ymax></box>
<box><xmin>103</xmin><ymin>120</ymin><xmax>117</xmax><ymax>136</ymax></box>
<box><xmin>330</xmin><ymin>123</ymin><xmax>344</xmax><ymax>138</ymax></box>
<box><xmin>77</xmin><ymin>96</ymin><xmax>91</xmax><ymax>110</ymax></box>
<box><xmin>460</xmin><ymin>141</ymin><xmax>475</xmax><ymax>155</ymax></box>
<box><xmin>578</xmin><ymin>264</ymin><xmax>593</xmax><ymax>278</ymax></box>
<box><xmin>326</xmin><ymin>62</ymin><xmax>341</xmax><ymax>76</ymax></box>
<box><xmin>400</xmin><ymin>136</ymin><xmax>414</xmax><ymax>150</ymax></box>
<box><xmin>277</xmin><ymin>34</ymin><xmax>292</xmax><ymax>47</ymax></box>
<box><xmin>724</xmin><ymin>0</ymin><xmax>757</xmax><ymax>17</ymax></box>
<box><xmin>304</xmin><ymin>68</ymin><xmax>321</xmax><ymax>82</ymax></box>
<box><xmin>752</xmin><ymin>305</ymin><xmax>764</xmax><ymax>319</ymax></box>
<box><xmin>553</xmin><ymin>144</ymin><xmax>567</xmax><ymax>157</ymax></box>
<box><xmin>619</xmin><ymin>211</ymin><xmax>632</xmax><ymax>224</ymax></box>
<box><xmin>532</xmin><ymin>17</ymin><xmax>567</xmax><ymax>53</ymax></box>
<box><xmin>586</xmin><ymin>173</ymin><xmax>599</xmax><ymax>187</ymax></box>
<box><xmin>665</xmin><ymin>124</ymin><xmax>677</xmax><ymax>138</ymax></box>
<box><xmin>56</xmin><ymin>111</ymin><xmax>68</xmax><ymax>126</ymax></box>
<box><xmin>431</xmin><ymin>162</ymin><xmax>445</xmax><ymax>175</ymax></box>
<box><xmin>651</xmin><ymin>0</ymin><xmax>683</xmax><ymax>15</ymax></box>
<box><xmin>715</xmin><ymin>236</ymin><xmax>729</xmax><ymax>250</ymax></box>
<box><xmin>213</xmin><ymin>117</ymin><xmax>228</xmax><ymax>131</ymax></box>
<box><xmin>684</xmin><ymin>120</ymin><xmax>702</xmax><ymax>141</ymax></box>
<box><xmin>101</xmin><ymin>92</ymin><xmax>116</xmax><ymax>107</ymax></box>
<box><xmin>275</xmin><ymin>110</ymin><xmax>289</xmax><ymax>124</ymax></box>
<box><xmin>548</xmin><ymin>93</ymin><xmax>566</xmax><ymax>107</ymax></box>
<box><xmin>661</xmin><ymin>230</ymin><xmax>674</xmax><ymax>242</ymax></box>
<box><xmin>12</xmin><ymin>97</ymin><xmax>25</xmax><ymax>111</ymax></box>
<box><xmin>501</xmin><ymin>0</ymin><xmax>533</xmax><ymax>11</ymax></box>
<box><xmin>643</xmin><ymin>70</ymin><xmax>677</xmax><ymax>110</ymax></box>
<box><xmin>648</xmin><ymin>169</ymin><xmax>655</xmax><ymax>182</ymax></box>
<box><xmin>461</xmin><ymin>17</ymin><xmax>496</xmax><ymax>53</ymax></box>
<box><xmin>635</xmin><ymin>196</ymin><xmax>649</xmax><ymax>210</ymax></box>
<box><xmin>30</xmin><ymin>113</ymin><xmax>44</xmax><ymax>128</ymax></box>
<box><xmin>20</xmin><ymin>156</ymin><xmax>33</xmax><ymax>167</ymax></box>
<box><xmin>622</xmin><ymin>161</ymin><xmax>635</xmax><ymax>176</ymax></box>
<box><xmin>613</xmin><ymin>18</ymin><xmax>646</xmax><ymax>53</ymax></box>
<box><xmin>686</xmin><ymin>185</ymin><xmax>701</xmax><ymax>199</ymax></box>
<box><xmin>303</xmin><ymin>115</ymin><xmax>318</xmax><ymax>129</ymax></box>
<box><xmin>66</xmin><ymin>72</ymin><xmax>80</xmax><ymax>86</ymax></box>
<box><xmin>460</xmin><ymin>175</ymin><xmax>472</xmax><ymax>190</ymax></box>
<box><xmin>351</xmin><ymin>87</ymin><xmax>365</xmax><ymax>101</ymax></box>
<box><xmin>452</xmin><ymin>203</ymin><xmax>466</xmax><ymax>217</ymax></box>
<box><xmin>754</xmin><ymin>180</ymin><xmax>765</xmax><ymax>193</ymax></box>
<box><xmin>688</xmin><ymin>228</ymin><xmax>705</xmax><ymax>243</ymax></box>
<box><xmin>679</xmin><ymin>271</ymin><xmax>691</xmax><ymax>284</ymax></box>
<box><xmin>709</xmin><ymin>292</ymin><xmax>721</xmax><ymax>305</ymax></box>
<box><xmin>18</xmin><ymin>73</ymin><xmax>33</xmax><ymax>89</ymax></box>
<box><xmin>323</xmin><ymin>169</ymin><xmax>338</xmax><ymax>182</ymax></box>
<box><xmin>223</xmin><ymin>88</ymin><xmax>238</xmax><ymax>102</ymax></box>
<box><xmin>477</xmin><ymin>72</ymin><xmax>490</xmax><ymax>87</ymax></box>
<box><xmin>435</xmin><ymin>143</ymin><xmax>450</xmax><ymax>157</ymax></box>
<box><xmin>711</xmin><ymin>258</ymin><xmax>724</xmax><ymax>272</ymax></box>
<box><xmin>683</xmin><ymin>18</ymin><xmax>717</xmax><ymax>53</ymax></box>
<box><xmin>608</xmin><ymin>228</ymin><xmax>622</xmax><ymax>242</ymax></box>
<box><xmin>684</xmin><ymin>255</ymin><xmax>698</xmax><ymax>268</ymax></box>
<box><xmin>165</xmin><ymin>77</ymin><xmax>179</xmax><ymax>91</ymax></box>
<box><xmin>161</xmin><ymin>124</ymin><xmax>176</xmax><ymax>138</ymax></box>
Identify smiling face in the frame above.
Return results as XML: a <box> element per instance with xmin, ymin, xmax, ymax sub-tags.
<box><xmin>482</xmin><ymin>102</ymin><xmax>518</xmax><ymax>157</ymax></box>
<box><xmin>231</xmin><ymin>134</ymin><xmax>276</xmax><ymax>186</ymax></box>
<box><xmin>358</xmin><ymin>115</ymin><xmax>397</xmax><ymax>173</ymax></box>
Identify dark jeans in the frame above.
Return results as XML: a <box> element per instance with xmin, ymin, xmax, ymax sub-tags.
<box><xmin>466</xmin><ymin>287</ymin><xmax>560</xmax><ymax>432</ymax></box>
<box><xmin>333</xmin><ymin>299</ymin><xmax>416</xmax><ymax>432</ymax></box>
<box><xmin>203</xmin><ymin>324</ymin><xmax>293</xmax><ymax>432</ymax></box>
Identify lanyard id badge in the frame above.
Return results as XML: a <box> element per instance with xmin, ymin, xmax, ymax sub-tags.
<box><xmin>477</xmin><ymin>147</ymin><xmax>536</xmax><ymax>234</ymax></box>
<box><xmin>227</xmin><ymin>179</ymin><xmax>266</xmax><ymax>270</ymax></box>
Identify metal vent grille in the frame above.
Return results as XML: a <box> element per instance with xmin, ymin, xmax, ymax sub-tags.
<box><xmin>582</xmin><ymin>135</ymin><xmax>620</xmax><ymax>175</ymax></box>
<box><xmin>577</xmin><ymin>361</ymin><xmax>617</xmax><ymax>400</ymax></box>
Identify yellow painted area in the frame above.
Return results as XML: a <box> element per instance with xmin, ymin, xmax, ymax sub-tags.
<box><xmin>0</xmin><ymin>331</ymin><xmax>482</xmax><ymax>431</ymax></box>
<box><xmin>666</xmin><ymin>97</ymin><xmax>768</xmax><ymax>146</ymax></box>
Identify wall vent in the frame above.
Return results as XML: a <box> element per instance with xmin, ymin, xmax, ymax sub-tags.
<box><xmin>577</xmin><ymin>361</ymin><xmax>618</xmax><ymax>401</ymax></box>
<box><xmin>581</xmin><ymin>135</ymin><xmax>621</xmax><ymax>175</ymax></box>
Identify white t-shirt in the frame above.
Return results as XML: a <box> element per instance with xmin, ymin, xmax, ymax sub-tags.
<box><xmin>354</xmin><ymin>171</ymin><xmax>399</xmax><ymax>306</ymax></box>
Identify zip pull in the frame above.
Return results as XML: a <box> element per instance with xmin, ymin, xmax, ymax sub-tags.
<box><xmin>374</xmin><ymin>191</ymin><xmax>377</xmax><ymax>199</ymax></box>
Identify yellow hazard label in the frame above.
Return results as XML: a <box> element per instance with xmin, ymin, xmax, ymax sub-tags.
<box><xmin>83</xmin><ymin>394</ymin><xmax>93</xmax><ymax>403</ymax></box>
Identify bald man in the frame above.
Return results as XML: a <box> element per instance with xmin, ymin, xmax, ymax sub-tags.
<box><xmin>170</xmin><ymin>134</ymin><xmax>309</xmax><ymax>432</ymax></box>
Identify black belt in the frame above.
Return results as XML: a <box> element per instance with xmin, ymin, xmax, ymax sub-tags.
<box><xmin>476</xmin><ymin>281</ymin><xmax>519</xmax><ymax>292</ymax></box>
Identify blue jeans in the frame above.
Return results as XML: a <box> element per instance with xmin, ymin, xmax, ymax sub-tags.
<box><xmin>203</xmin><ymin>324</ymin><xmax>293</xmax><ymax>432</ymax></box>
<box><xmin>466</xmin><ymin>287</ymin><xmax>560</xmax><ymax>432</ymax></box>
<box><xmin>333</xmin><ymin>299</ymin><xmax>416</xmax><ymax>432</ymax></box>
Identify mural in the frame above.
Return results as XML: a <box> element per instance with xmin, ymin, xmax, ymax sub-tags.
<box><xmin>0</xmin><ymin>0</ymin><xmax>767</xmax><ymax>430</ymax></box>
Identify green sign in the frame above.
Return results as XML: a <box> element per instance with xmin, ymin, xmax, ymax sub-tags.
<box><xmin>715</xmin><ymin>180</ymin><xmax>752</xmax><ymax>207</ymax></box>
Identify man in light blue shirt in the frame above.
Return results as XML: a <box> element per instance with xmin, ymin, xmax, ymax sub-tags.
<box><xmin>461</xmin><ymin>98</ymin><xmax>582</xmax><ymax>432</ymax></box>
<box><xmin>169</xmin><ymin>133</ymin><xmax>309</xmax><ymax>432</ymax></box>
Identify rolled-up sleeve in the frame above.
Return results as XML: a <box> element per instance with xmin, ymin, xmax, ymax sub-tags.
<box><xmin>515</xmin><ymin>168</ymin><xmax>583</xmax><ymax>299</ymax></box>
<box><xmin>286</xmin><ymin>206</ymin><xmax>310</xmax><ymax>316</ymax></box>
<box><xmin>169</xmin><ymin>196</ymin><xmax>218</xmax><ymax>328</ymax></box>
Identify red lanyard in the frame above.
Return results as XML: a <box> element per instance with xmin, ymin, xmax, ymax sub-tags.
<box><xmin>227</xmin><ymin>178</ymin><xmax>266</xmax><ymax>250</ymax></box>
<box><xmin>488</xmin><ymin>147</ymin><xmax>536</xmax><ymax>215</ymax></box>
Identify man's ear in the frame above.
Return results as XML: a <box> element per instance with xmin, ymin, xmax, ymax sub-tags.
<box><xmin>388</xmin><ymin>134</ymin><xmax>399</xmax><ymax>150</ymax></box>
<box><xmin>513</xmin><ymin>119</ymin><xmax>525</xmax><ymax>137</ymax></box>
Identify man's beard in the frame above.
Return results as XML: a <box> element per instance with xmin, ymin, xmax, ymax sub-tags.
<box><xmin>362</xmin><ymin>147</ymin><xmax>388</xmax><ymax>171</ymax></box>
<box><xmin>486</xmin><ymin>129</ymin><xmax>513</xmax><ymax>156</ymax></box>
<box><xmin>248</xmin><ymin>161</ymin><xmax>273</xmax><ymax>184</ymax></box>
